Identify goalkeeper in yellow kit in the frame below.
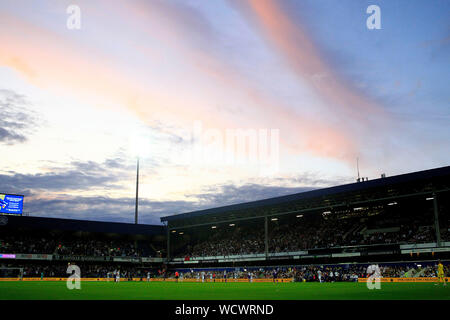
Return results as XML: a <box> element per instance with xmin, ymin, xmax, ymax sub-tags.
<box><xmin>436</xmin><ymin>260</ymin><xmax>446</xmax><ymax>286</ymax></box>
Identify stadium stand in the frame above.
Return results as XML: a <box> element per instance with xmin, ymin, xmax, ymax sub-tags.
<box><xmin>163</xmin><ymin>166</ymin><xmax>450</xmax><ymax>268</ymax></box>
<box><xmin>0</xmin><ymin>215</ymin><xmax>166</xmax><ymax>279</ymax></box>
<box><xmin>1</xmin><ymin>166</ymin><xmax>449</xmax><ymax>281</ymax></box>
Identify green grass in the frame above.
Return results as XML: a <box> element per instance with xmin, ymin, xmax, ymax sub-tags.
<box><xmin>0</xmin><ymin>281</ymin><xmax>449</xmax><ymax>300</ymax></box>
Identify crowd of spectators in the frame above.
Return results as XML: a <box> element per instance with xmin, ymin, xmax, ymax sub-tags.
<box><xmin>1</xmin><ymin>216</ymin><xmax>447</xmax><ymax>259</ymax></box>
<box><xmin>359</xmin><ymin>225</ymin><xmax>435</xmax><ymax>245</ymax></box>
<box><xmin>53</xmin><ymin>239</ymin><xmax>142</xmax><ymax>257</ymax></box>
<box><xmin>0</xmin><ymin>233</ymin><xmax>161</xmax><ymax>257</ymax></box>
<box><xmin>189</xmin><ymin>231</ymin><xmax>264</xmax><ymax>257</ymax></box>
<box><xmin>178</xmin><ymin>215</ymin><xmax>442</xmax><ymax>258</ymax></box>
<box><xmin>269</xmin><ymin>217</ymin><xmax>352</xmax><ymax>252</ymax></box>
<box><xmin>0</xmin><ymin>234</ymin><xmax>56</xmax><ymax>254</ymax></box>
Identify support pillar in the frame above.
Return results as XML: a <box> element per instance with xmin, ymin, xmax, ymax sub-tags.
<box><xmin>433</xmin><ymin>193</ymin><xmax>441</xmax><ymax>247</ymax></box>
<box><xmin>167</xmin><ymin>225</ymin><xmax>171</xmax><ymax>261</ymax></box>
<box><xmin>264</xmin><ymin>216</ymin><xmax>268</xmax><ymax>258</ymax></box>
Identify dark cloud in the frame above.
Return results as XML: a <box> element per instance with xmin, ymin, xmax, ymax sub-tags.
<box><xmin>22</xmin><ymin>183</ymin><xmax>313</xmax><ymax>225</ymax></box>
<box><xmin>0</xmin><ymin>127</ymin><xmax>26</xmax><ymax>143</ymax></box>
<box><xmin>23</xmin><ymin>195</ymin><xmax>199</xmax><ymax>225</ymax></box>
<box><xmin>20</xmin><ymin>180</ymin><xmax>333</xmax><ymax>225</ymax></box>
<box><xmin>4</xmin><ymin>158</ymin><xmax>348</xmax><ymax>225</ymax></box>
<box><xmin>276</xmin><ymin>172</ymin><xmax>354</xmax><ymax>187</ymax></box>
<box><xmin>0</xmin><ymin>89</ymin><xmax>40</xmax><ymax>145</ymax></box>
<box><xmin>181</xmin><ymin>173</ymin><xmax>351</xmax><ymax>215</ymax></box>
<box><xmin>189</xmin><ymin>184</ymin><xmax>314</xmax><ymax>207</ymax></box>
<box><xmin>0</xmin><ymin>157</ymin><xmax>132</xmax><ymax>194</ymax></box>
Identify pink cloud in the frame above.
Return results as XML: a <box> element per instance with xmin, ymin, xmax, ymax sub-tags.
<box><xmin>0</xmin><ymin>2</ymin><xmax>362</xmax><ymax>163</ymax></box>
<box><xmin>235</xmin><ymin>0</ymin><xmax>388</xmax><ymax>121</ymax></box>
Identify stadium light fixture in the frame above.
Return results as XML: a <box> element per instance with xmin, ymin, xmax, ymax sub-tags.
<box><xmin>271</xmin><ymin>218</ymin><xmax>278</xmax><ymax>221</ymax></box>
<box><xmin>211</xmin><ymin>226</ymin><xmax>217</xmax><ymax>229</ymax></box>
<box><xmin>426</xmin><ymin>197</ymin><xmax>434</xmax><ymax>201</ymax></box>
<box><xmin>129</xmin><ymin>124</ymin><xmax>153</xmax><ymax>158</ymax></box>
<box><xmin>296</xmin><ymin>214</ymin><xmax>303</xmax><ymax>218</ymax></box>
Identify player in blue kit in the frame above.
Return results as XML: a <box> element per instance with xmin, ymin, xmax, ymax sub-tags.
<box><xmin>273</xmin><ymin>269</ymin><xmax>278</xmax><ymax>284</ymax></box>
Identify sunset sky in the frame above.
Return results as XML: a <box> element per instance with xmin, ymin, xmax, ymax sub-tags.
<box><xmin>0</xmin><ymin>0</ymin><xmax>449</xmax><ymax>224</ymax></box>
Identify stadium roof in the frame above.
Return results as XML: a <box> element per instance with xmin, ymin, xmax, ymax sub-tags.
<box><xmin>161</xmin><ymin>166</ymin><xmax>450</xmax><ymax>228</ymax></box>
<box><xmin>0</xmin><ymin>215</ymin><xmax>165</xmax><ymax>236</ymax></box>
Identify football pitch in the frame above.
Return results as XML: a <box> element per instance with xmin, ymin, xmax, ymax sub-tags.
<box><xmin>0</xmin><ymin>281</ymin><xmax>449</xmax><ymax>300</ymax></box>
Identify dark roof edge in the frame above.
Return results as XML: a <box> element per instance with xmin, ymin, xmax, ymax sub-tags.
<box><xmin>3</xmin><ymin>215</ymin><xmax>166</xmax><ymax>235</ymax></box>
<box><xmin>161</xmin><ymin>165</ymin><xmax>450</xmax><ymax>222</ymax></box>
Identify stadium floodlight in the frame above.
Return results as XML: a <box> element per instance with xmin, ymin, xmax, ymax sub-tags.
<box><xmin>211</xmin><ymin>226</ymin><xmax>217</xmax><ymax>229</ymax></box>
<box><xmin>296</xmin><ymin>214</ymin><xmax>303</xmax><ymax>218</ymax></box>
<box><xmin>271</xmin><ymin>218</ymin><xmax>278</xmax><ymax>221</ymax></box>
<box><xmin>387</xmin><ymin>202</ymin><xmax>397</xmax><ymax>206</ymax></box>
<box><xmin>426</xmin><ymin>197</ymin><xmax>434</xmax><ymax>201</ymax></box>
<box><xmin>129</xmin><ymin>125</ymin><xmax>153</xmax><ymax>158</ymax></box>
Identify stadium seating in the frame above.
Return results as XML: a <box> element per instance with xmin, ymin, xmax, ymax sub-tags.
<box><xmin>175</xmin><ymin>212</ymin><xmax>444</xmax><ymax>258</ymax></box>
